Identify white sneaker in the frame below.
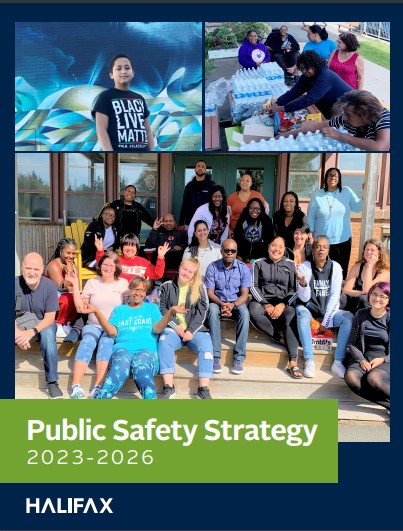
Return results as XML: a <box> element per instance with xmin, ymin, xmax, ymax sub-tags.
<box><xmin>331</xmin><ymin>360</ymin><xmax>346</xmax><ymax>379</ymax></box>
<box><xmin>303</xmin><ymin>359</ymin><xmax>315</xmax><ymax>378</ymax></box>
<box><xmin>56</xmin><ymin>323</ymin><xmax>67</xmax><ymax>338</ymax></box>
<box><xmin>62</xmin><ymin>324</ymin><xmax>72</xmax><ymax>335</ymax></box>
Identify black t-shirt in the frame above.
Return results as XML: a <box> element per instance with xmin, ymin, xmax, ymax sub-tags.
<box><xmin>92</xmin><ymin>87</ymin><xmax>150</xmax><ymax>151</ymax></box>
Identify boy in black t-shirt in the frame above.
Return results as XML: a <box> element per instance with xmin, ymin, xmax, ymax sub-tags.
<box><xmin>92</xmin><ymin>53</ymin><xmax>155</xmax><ymax>152</ymax></box>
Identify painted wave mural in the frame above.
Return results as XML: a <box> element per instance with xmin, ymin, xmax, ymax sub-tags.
<box><xmin>15</xmin><ymin>22</ymin><xmax>202</xmax><ymax>151</ymax></box>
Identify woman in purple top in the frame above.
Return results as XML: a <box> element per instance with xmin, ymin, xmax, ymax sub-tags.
<box><xmin>238</xmin><ymin>30</ymin><xmax>270</xmax><ymax>69</ymax></box>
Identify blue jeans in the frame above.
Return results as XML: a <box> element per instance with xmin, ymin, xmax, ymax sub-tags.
<box><xmin>158</xmin><ymin>328</ymin><xmax>214</xmax><ymax>378</ymax></box>
<box><xmin>38</xmin><ymin>322</ymin><xmax>58</xmax><ymax>383</ymax></box>
<box><xmin>295</xmin><ymin>305</ymin><xmax>354</xmax><ymax>361</ymax></box>
<box><xmin>75</xmin><ymin>324</ymin><xmax>114</xmax><ymax>364</ymax></box>
<box><xmin>98</xmin><ymin>349</ymin><xmax>159</xmax><ymax>400</ymax></box>
<box><xmin>207</xmin><ymin>302</ymin><xmax>249</xmax><ymax>361</ymax></box>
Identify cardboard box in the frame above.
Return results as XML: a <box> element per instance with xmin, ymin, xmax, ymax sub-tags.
<box><xmin>242</xmin><ymin>124</ymin><xmax>274</xmax><ymax>143</ymax></box>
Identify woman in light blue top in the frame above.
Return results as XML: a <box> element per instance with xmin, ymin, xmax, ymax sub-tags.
<box><xmin>303</xmin><ymin>25</ymin><xmax>337</xmax><ymax>59</ymax></box>
<box><xmin>81</xmin><ymin>277</ymin><xmax>185</xmax><ymax>399</ymax></box>
<box><xmin>307</xmin><ymin>167</ymin><xmax>362</xmax><ymax>278</ymax></box>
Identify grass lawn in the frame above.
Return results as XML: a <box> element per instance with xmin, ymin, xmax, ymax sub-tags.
<box><xmin>358</xmin><ymin>39</ymin><xmax>390</xmax><ymax>69</ymax></box>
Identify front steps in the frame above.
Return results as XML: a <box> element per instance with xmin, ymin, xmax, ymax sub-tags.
<box><xmin>15</xmin><ymin>322</ymin><xmax>390</xmax><ymax>426</ymax></box>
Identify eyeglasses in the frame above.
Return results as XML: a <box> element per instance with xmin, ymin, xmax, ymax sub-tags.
<box><xmin>223</xmin><ymin>249</ymin><xmax>237</xmax><ymax>254</ymax></box>
<box><xmin>370</xmin><ymin>293</ymin><xmax>389</xmax><ymax>301</ymax></box>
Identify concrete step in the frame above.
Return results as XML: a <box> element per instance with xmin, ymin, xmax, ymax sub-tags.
<box><xmin>14</xmin><ymin>386</ymin><xmax>389</xmax><ymax>424</ymax></box>
<box><xmin>16</xmin><ymin>331</ymin><xmax>337</xmax><ymax>369</ymax></box>
<box><xmin>16</xmin><ymin>323</ymin><xmax>389</xmax><ymax>427</ymax></box>
<box><xmin>16</xmin><ymin>348</ymin><xmax>386</xmax><ymax>408</ymax></box>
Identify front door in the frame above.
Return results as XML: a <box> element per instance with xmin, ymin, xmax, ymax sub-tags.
<box><xmin>172</xmin><ymin>154</ymin><xmax>278</xmax><ymax>221</ymax></box>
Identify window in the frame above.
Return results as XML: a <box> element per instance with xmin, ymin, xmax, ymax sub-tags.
<box><xmin>65</xmin><ymin>153</ymin><xmax>105</xmax><ymax>224</ymax></box>
<box><xmin>119</xmin><ymin>154</ymin><xmax>158</xmax><ymax>242</ymax></box>
<box><xmin>288</xmin><ymin>154</ymin><xmax>321</xmax><ymax>199</ymax></box>
<box><xmin>235</xmin><ymin>168</ymin><xmax>264</xmax><ymax>193</ymax></box>
<box><xmin>337</xmin><ymin>153</ymin><xmax>366</xmax><ymax>198</ymax></box>
<box><xmin>17</xmin><ymin>153</ymin><xmax>51</xmax><ymax>221</ymax></box>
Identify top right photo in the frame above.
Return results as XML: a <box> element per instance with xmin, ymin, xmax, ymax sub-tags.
<box><xmin>205</xmin><ymin>22</ymin><xmax>390</xmax><ymax>152</ymax></box>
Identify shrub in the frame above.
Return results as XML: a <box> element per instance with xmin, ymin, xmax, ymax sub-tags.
<box><xmin>205</xmin><ymin>26</ymin><xmax>238</xmax><ymax>49</ymax></box>
<box><xmin>225</xmin><ymin>22</ymin><xmax>271</xmax><ymax>43</ymax></box>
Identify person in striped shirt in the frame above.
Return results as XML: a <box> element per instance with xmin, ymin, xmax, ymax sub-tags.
<box><xmin>277</xmin><ymin>89</ymin><xmax>390</xmax><ymax>151</ymax></box>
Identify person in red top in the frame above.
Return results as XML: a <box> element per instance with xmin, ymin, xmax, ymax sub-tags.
<box><xmin>328</xmin><ymin>33</ymin><xmax>364</xmax><ymax>90</ymax></box>
<box><xmin>95</xmin><ymin>233</ymin><xmax>169</xmax><ymax>282</ymax></box>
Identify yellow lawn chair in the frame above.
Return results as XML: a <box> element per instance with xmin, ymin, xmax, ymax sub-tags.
<box><xmin>65</xmin><ymin>220</ymin><xmax>97</xmax><ymax>290</ymax></box>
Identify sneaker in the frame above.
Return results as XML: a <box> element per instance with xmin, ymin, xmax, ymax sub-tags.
<box><xmin>88</xmin><ymin>385</ymin><xmax>102</xmax><ymax>399</ymax></box>
<box><xmin>213</xmin><ymin>359</ymin><xmax>222</xmax><ymax>374</ymax></box>
<box><xmin>331</xmin><ymin>360</ymin><xmax>346</xmax><ymax>379</ymax></box>
<box><xmin>71</xmin><ymin>384</ymin><xmax>86</xmax><ymax>399</ymax></box>
<box><xmin>160</xmin><ymin>384</ymin><xmax>176</xmax><ymax>399</ymax></box>
<box><xmin>232</xmin><ymin>360</ymin><xmax>244</xmax><ymax>374</ymax></box>
<box><xmin>56</xmin><ymin>323</ymin><xmax>67</xmax><ymax>338</ymax></box>
<box><xmin>64</xmin><ymin>328</ymin><xmax>80</xmax><ymax>343</ymax></box>
<box><xmin>62</xmin><ymin>324</ymin><xmax>72</xmax><ymax>335</ymax></box>
<box><xmin>197</xmin><ymin>386</ymin><xmax>212</xmax><ymax>399</ymax></box>
<box><xmin>47</xmin><ymin>382</ymin><xmax>63</xmax><ymax>399</ymax></box>
<box><xmin>303</xmin><ymin>359</ymin><xmax>316</xmax><ymax>378</ymax></box>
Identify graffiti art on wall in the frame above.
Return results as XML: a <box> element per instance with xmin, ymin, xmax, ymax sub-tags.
<box><xmin>15</xmin><ymin>22</ymin><xmax>202</xmax><ymax>152</ymax></box>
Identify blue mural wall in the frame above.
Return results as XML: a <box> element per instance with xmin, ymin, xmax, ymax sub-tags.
<box><xmin>15</xmin><ymin>22</ymin><xmax>202</xmax><ymax>151</ymax></box>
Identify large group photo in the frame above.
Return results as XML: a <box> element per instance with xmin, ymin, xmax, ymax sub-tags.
<box><xmin>15</xmin><ymin>150</ymin><xmax>390</xmax><ymax>436</ymax></box>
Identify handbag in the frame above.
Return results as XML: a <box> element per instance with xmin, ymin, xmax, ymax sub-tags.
<box><xmin>15</xmin><ymin>278</ymin><xmax>40</xmax><ymax>333</ymax></box>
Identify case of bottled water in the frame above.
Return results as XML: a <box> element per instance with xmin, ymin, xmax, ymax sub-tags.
<box><xmin>230</xmin><ymin>63</ymin><xmax>290</xmax><ymax>123</ymax></box>
<box><xmin>238</xmin><ymin>128</ymin><xmax>363</xmax><ymax>152</ymax></box>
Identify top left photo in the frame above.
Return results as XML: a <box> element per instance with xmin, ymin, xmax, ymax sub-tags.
<box><xmin>15</xmin><ymin>22</ymin><xmax>202</xmax><ymax>152</ymax></box>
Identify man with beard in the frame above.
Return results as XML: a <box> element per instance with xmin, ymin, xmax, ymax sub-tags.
<box><xmin>178</xmin><ymin>160</ymin><xmax>215</xmax><ymax>229</ymax></box>
<box><xmin>145</xmin><ymin>213</ymin><xmax>187</xmax><ymax>270</ymax></box>
<box><xmin>15</xmin><ymin>253</ymin><xmax>63</xmax><ymax>399</ymax></box>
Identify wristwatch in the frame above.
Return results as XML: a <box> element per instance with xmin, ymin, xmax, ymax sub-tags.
<box><xmin>32</xmin><ymin>327</ymin><xmax>39</xmax><ymax>335</ymax></box>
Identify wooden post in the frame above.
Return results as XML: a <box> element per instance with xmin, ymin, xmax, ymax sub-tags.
<box><xmin>359</xmin><ymin>153</ymin><xmax>381</xmax><ymax>251</ymax></box>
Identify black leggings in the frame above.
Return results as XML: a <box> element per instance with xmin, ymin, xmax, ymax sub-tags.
<box><xmin>329</xmin><ymin>238</ymin><xmax>352</xmax><ymax>280</ymax></box>
<box><xmin>249</xmin><ymin>300</ymin><xmax>299</xmax><ymax>361</ymax></box>
<box><xmin>271</xmin><ymin>51</ymin><xmax>299</xmax><ymax>71</ymax></box>
<box><xmin>345</xmin><ymin>366</ymin><xmax>390</xmax><ymax>410</ymax></box>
